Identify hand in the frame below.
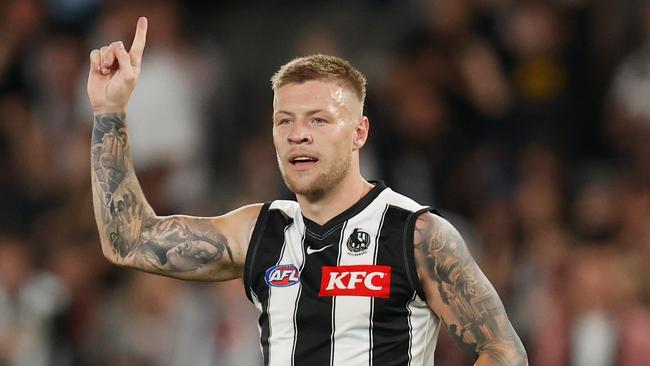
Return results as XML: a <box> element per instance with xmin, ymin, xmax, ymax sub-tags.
<box><xmin>87</xmin><ymin>17</ymin><xmax>148</xmax><ymax>114</ymax></box>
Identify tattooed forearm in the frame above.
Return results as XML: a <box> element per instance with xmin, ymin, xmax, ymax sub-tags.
<box><xmin>414</xmin><ymin>213</ymin><xmax>527</xmax><ymax>366</ymax></box>
<box><xmin>90</xmin><ymin>113</ymin><xmax>234</xmax><ymax>278</ymax></box>
<box><xmin>91</xmin><ymin>113</ymin><xmax>148</xmax><ymax>257</ymax></box>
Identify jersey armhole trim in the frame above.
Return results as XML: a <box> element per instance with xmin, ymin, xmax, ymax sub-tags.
<box><xmin>403</xmin><ymin>206</ymin><xmax>439</xmax><ymax>301</ymax></box>
<box><xmin>243</xmin><ymin>201</ymin><xmax>272</xmax><ymax>303</ymax></box>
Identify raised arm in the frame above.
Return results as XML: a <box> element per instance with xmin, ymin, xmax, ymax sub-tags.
<box><xmin>87</xmin><ymin>17</ymin><xmax>260</xmax><ymax>281</ymax></box>
<box><xmin>413</xmin><ymin>212</ymin><xmax>527</xmax><ymax>366</ymax></box>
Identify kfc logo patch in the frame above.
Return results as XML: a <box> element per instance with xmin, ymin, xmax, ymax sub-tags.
<box><xmin>265</xmin><ymin>264</ymin><xmax>300</xmax><ymax>287</ymax></box>
<box><xmin>319</xmin><ymin>265</ymin><xmax>391</xmax><ymax>298</ymax></box>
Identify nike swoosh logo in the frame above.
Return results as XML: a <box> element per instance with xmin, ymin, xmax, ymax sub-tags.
<box><xmin>306</xmin><ymin>244</ymin><xmax>334</xmax><ymax>255</ymax></box>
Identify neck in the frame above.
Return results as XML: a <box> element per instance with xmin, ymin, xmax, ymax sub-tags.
<box><xmin>297</xmin><ymin>174</ymin><xmax>373</xmax><ymax>225</ymax></box>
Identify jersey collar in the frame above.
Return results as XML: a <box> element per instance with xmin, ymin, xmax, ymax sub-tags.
<box><xmin>302</xmin><ymin>181</ymin><xmax>387</xmax><ymax>236</ymax></box>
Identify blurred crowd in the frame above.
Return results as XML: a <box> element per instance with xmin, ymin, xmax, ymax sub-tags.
<box><xmin>1</xmin><ymin>0</ymin><xmax>649</xmax><ymax>365</ymax></box>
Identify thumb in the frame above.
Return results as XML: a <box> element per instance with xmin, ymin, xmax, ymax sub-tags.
<box><xmin>89</xmin><ymin>49</ymin><xmax>101</xmax><ymax>73</ymax></box>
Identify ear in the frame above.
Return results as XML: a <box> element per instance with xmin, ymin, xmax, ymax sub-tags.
<box><xmin>352</xmin><ymin>116</ymin><xmax>370</xmax><ymax>151</ymax></box>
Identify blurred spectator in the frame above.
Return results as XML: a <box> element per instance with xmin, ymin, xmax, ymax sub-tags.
<box><xmin>0</xmin><ymin>94</ymin><xmax>61</xmax><ymax>235</ymax></box>
<box><xmin>97</xmin><ymin>273</ymin><xmax>221</xmax><ymax>366</ymax></box>
<box><xmin>533</xmin><ymin>247</ymin><xmax>650</xmax><ymax>365</ymax></box>
<box><xmin>0</xmin><ymin>237</ymin><xmax>68</xmax><ymax>366</ymax></box>
<box><xmin>207</xmin><ymin>280</ymin><xmax>262</xmax><ymax>366</ymax></box>
<box><xmin>609</xmin><ymin>1</ymin><xmax>650</xmax><ymax>182</ymax></box>
<box><xmin>0</xmin><ymin>0</ymin><xmax>44</xmax><ymax>97</ymax></box>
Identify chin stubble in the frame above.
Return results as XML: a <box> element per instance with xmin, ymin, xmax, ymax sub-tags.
<box><xmin>278</xmin><ymin>151</ymin><xmax>352</xmax><ymax>199</ymax></box>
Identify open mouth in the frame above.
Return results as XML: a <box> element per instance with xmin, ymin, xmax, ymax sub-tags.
<box><xmin>289</xmin><ymin>154</ymin><xmax>319</xmax><ymax>168</ymax></box>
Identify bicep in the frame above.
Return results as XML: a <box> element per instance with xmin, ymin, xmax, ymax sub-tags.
<box><xmin>126</xmin><ymin>204</ymin><xmax>263</xmax><ymax>281</ymax></box>
<box><xmin>413</xmin><ymin>213</ymin><xmax>521</xmax><ymax>358</ymax></box>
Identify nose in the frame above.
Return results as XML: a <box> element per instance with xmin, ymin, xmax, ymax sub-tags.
<box><xmin>287</xmin><ymin>121</ymin><xmax>313</xmax><ymax>145</ymax></box>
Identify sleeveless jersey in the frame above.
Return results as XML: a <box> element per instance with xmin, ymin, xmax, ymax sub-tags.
<box><xmin>243</xmin><ymin>182</ymin><xmax>441</xmax><ymax>366</ymax></box>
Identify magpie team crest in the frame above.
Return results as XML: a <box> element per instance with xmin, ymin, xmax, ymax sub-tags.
<box><xmin>347</xmin><ymin>228</ymin><xmax>370</xmax><ymax>255</ymax></box>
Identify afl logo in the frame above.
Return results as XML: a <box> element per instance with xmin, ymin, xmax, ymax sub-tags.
<box><xmin>265</xmin><ymin>264</ymin><xmax>300</xmax><ymax>287</ymax></box>
<box><xmin>347</xmin><ymin>228</ymin><xmax>370</xmax><ymax>255</ymax></box>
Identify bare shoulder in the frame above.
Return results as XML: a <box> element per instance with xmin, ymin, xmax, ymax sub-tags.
<box><xmin>412</xmin><ymin>211</ymin><xmax>479</xmax><ymax>301</ymax></box>
<box><xmin>217</xmin><ymin>203</ymin><xmax>265</xmax><ymax>248</ymax></box>
<box><xmin>412</xmin><ymin>210</ymin><xmax>492</xmax><ymax>316</ymax></box>
<box><xmin>211</xmin><ymin>202</ymin><xmax>265</xmax><ymax>272</ymax></box>
<box><xmin>413</xmin><ymin>211</ymin><xmax>462</xmax><ymax>255</ymax></box>
<box><xmin>219</xmin><ymin>203</ymin><xmax>265</xmax><ymax>224</ymax></box>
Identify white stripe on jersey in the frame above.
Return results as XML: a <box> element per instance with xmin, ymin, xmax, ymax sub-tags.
<box><xmin>376</xmin><ymin>187</ymin><xmax>425</xmax><ymax>212</ymax></box>
<box><xmin>407</xmin><ymin>294</ymin><xmax>440</xmax><ymax>365</ymax></box>
<box><xmin>329</xmin><ymin>220</ymin><xmax>348</xmax><ymax>366</ymax></box>
<box><xmin>291</xmin><ymin>232</ymin><xmax>306</xmax><ymax>366</ymax></box>
<box><xmin>330</xmin><ymin>203</ymin><xmax>389</xmax><ymax>366</ymax></box>
<box><xmin>369</xmin><ymin>204</ymin><xmax>389</xmax><ymax>366</ymax></box>
<box><xmin>267</xmin><ymin>219</ymin><xmax>305</xmax><ymax>366</ymax></box>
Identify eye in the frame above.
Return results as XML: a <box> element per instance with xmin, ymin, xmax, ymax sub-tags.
<box><xmin>275</xmin><ymin>118</ymin><xmax>292</xmax><ymax>126</ymax></box>
<box><xmin>312</xmin><ymin>117</ymin><xmax>327</xmax><ymax>125</ymax></box>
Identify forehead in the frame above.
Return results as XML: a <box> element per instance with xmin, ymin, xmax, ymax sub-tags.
<box><xmin>273</xmin><ymin>80</ymin><xmax>358</xmax><ymax>113</ymax></box>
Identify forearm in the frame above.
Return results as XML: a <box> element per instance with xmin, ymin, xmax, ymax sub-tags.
<box><xmin>475</xmin><ymin>339</ymin><xmax>528</xmax><ymax>366</ymax></box>
<box><xmin>90</xmin><ymin>112</ymin><xmax>154</xmax><ymax>264</ymax></box>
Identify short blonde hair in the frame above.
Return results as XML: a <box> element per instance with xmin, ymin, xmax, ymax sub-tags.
<box><xmin>271</xmin><ymin>54</ymin><xmax>367</xmax><ymax>103</ymax></box>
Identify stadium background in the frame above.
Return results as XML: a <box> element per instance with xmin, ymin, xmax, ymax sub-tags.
<box><xmin>1</xmin><ymin>0</ymin><xmax>649</xmax><ymax>364</ymax></box>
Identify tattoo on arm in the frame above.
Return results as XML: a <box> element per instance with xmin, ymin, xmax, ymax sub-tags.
<box><xmin>138</xmin><ymin>216</ymin><xmax>234</xmax><ymax>273</ymax></box>
<box><xmin>414</xmin><ymin>214</ymin><xmax>527</xmax><ymax>365</ymax></box>
<box><xmin>90</xmin><ymin>113</ymin><xmax>233</xmax><ymax>276</ymax></box>
<box><xmin>91</xmin><ymin>113</ymin><xmax>142</xmax><ymax>257</ymax></box>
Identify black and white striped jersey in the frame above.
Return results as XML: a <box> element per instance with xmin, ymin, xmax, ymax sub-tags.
<box><xmin>244</xmin><ymin>182</ymin><xmax>441</xmax><ymax>366</ymax></box>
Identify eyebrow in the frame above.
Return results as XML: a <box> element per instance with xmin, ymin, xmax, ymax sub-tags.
<box><xmin>274</xmin><ymin>109</ymin><xmax>329</xmax><ymax>117</ymax></box>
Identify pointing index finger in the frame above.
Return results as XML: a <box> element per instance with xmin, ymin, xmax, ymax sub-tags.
<box><xmin>129</xmin><ymin>17</ymin><xmax>148</xmax><ymax>67</ymax></box>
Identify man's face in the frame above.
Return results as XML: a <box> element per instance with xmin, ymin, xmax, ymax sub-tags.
<box><xmin>272</xmin><ymin>80</ymin><xmax>364</xmax><ymax>199</ymax></box>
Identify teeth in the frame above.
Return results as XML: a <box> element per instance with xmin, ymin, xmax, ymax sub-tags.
<box><xmin>292</xmin><ymin>156</ymin><xmax>314</xmax><ymax>162</ymax></box>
